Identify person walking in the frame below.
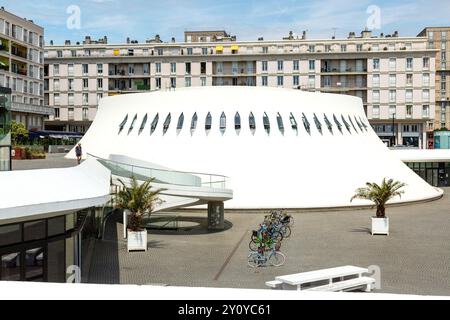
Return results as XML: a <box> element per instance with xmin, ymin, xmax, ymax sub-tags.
<box><xmin>75</xmin><ymin>143</ymin><xmax>82</xmax><ymax>165</ymax></box>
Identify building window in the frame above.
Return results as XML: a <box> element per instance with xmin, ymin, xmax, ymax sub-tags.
<box><xmin>57</xmin><ymin>50</ymin><xmax>62</xmax><ymax>58</ymax></box>
<box><xmin>170</xmin><ymin>62</ymin><xmax>176</xmax><ymax>73</ymax></box>
<box><xmin>423</xmin><ymin>73</ymin><xmax>430</xmax><ymax>86</ymax></box>
<box><xmin>201</xmin><ymin>77</ymin><xmax>206</xmax><ymax>86</ymax></box>
<box><xmin>372</xmin><ymin>90</ymin><xmax>380</xmax><ymax>103</ymax></box>
<box><xmin>308</xmin><ymin>75</ymin><xmax>315</xmax><ymax>88</ymax></box>
<box><xmin>405</xmin><ymin>89</ymin><xmax>413</xmax><ymax>103</ymax></box>
<box><xmin>262</xmin><ymin>47</ymin><xmax>268</xmax><ymax>54</ymax></box>
<box><xmin>143</xmin><ymin>63</ymin><xmax>149</xmax><ymax>75</ymax></box>
<box><xmin>389</xmin><ymin>58</ymin><xmax>396</xmax><ymax>71</ymax></box>
<box><xmin>68</xmin><ymin>93</ymin><xmax>74</xmax><ymax>105</ymax></box>
<box><xmin>422</xmin><ymin>105</ymin><xmax>430</xmax><ymax>118</ymax></box>
<box><xmin>53</xmin><ymin>79</ymin><xmax>60</xmax><ymax>91</ymax></box>
<box><xmin>185</xmin><ymin>77</ymin><xmax>191</xmax><ymax>87</ymax></box>
<box><xmin>155</xmin><ymin>63</ymin><xmax>161</xmax><ymax>73</ymax></box>
<box><xmin>157</xmin><ymin>48</ymin><xmax>163</xmax><ymax>56</ymax></box>
<box><xmin>187</xmin><ymin>48</ymin><xmax>193</xmax><ymax>55</ymax></box>
<box><xmin>423</xmin><ymin>57</ymin><xmax>430</xmax><ymax>69</ymax></box>
<box><xmin>372</xmin><ymin>105</ymin><xmax>380</xmax><ymax>118</ymax></box>
<box><xmin>82</xmin><ymin>93</ymin><xmax>88</xmax><ymax>105</ymax></box>
<box><xmin>170</xmin><ymin>77</ymin><xmax>176</xmax><ymax>88</ymax></box>
<box><xmin>262</xmin><ymin>76</ymin><xmax>268</xmax><ymax>86</ymax></box>
<box><xmin>82</xmin><ymin>78</ymin><xmax>88</xmax><ymax>89</ymax></box>
<box><xmin>202</xmin><ymin>48</ymin><xmax>208</xmax><ymax>55</ymax></box>
<box><xmin>97</xmin><ymin>78</ymin><xmax>103</xmax><ymax>89</ymax></box>
<box><xmin>216</xmin><ymin>62</ymin><xmax>223</xmax><ymax>74</ymax></box>
<box><xmin>156</xmin><ymin>77</ymin><xmax>161</xmax><ymax>89</ymax></box>
<box><xmin>309</xmin><ymin>60</ymin><xmax>315</xmax><ymax>71</ymax></box>
<box><xmin>277</xmin><ymin>76</ymin><xmax>284</xmax><ymax>87</ymax></box>
<box><xmin>293</xmin><ymin>60</ymin><xmax>299</xmax><ymax>71</ymax></box>
<box><xmin>82</xmin><ymin>64</ymin><xmax>89</xmax><ymax>75</ymax></box>
<box><xmin>262</xmin><ymin>61</ymin><xmax>268</xmax><ymax>72</ymax></box>
<box><xmin>68</xmin><ymin>108</ymin><xmax>74</xmax><ymax>120</ymax></box>
<box><xmin>68</xmin><ymin>64</ymin><xmax>74</xmax><ymax>76</ymax></box>
<box><xmin>308</xmin><ymin>45</ymin><xmax>315</xmax><ymax>53</ymax></box>
<box><xmin>53</xmin><ymin>64</ymin><xmax>59</xmax><ymax>76</ymax></box>
<box><xmin>406</xmin><ymin>57</ymin><xmax>413</xmax><ymax>70</ymax></box>
<box><xmin>389</xmin><ymin>105</ymin><xmax>396</xmax><ymax>117</ymax></box>
<box><xmin>341</xmin><ymin>45</ymin><xmax>347</xmax><ymax>52</ymax></box>
<box><xmin>293</xmin><ymin>75</ymin><xmax>299</xmax><ymax>86</ymax></box>
<box><xmin>422</xmin><ymin>89</ymin><xmax>429</xmax><ymax>101</ymax></box>
<box><xmin>372</xmin><ymin>74</ymin><xmax>380</xmax><ymax>87</ymax></box>
<box><xmin>200</xmin><ymin>62</ymin><xmax>207</xmax><ymax>74</ymax></box>
<box><xmin>68</xmin><ymin>79</ymin><xmax>74</xmax><ymax>91</ymax></box>
<box><xmin>406</xmin><ymin>105</ymin><xmax>413</xmax><ymax>118</ymax></box>
<box><xmin>97</xmin><ymin>64</ymin><xmax>103</xmax><ymax>75</ymax></box>
<box><xmin>185</xmin><ymin>62</ymin><xmax>191</xmax><ymax>75</ymax></box>
<box><xmin>277</xmin><ymin>60</ymin><xmax>283</xmax><ymax>71</ymax></box>
<box><xmin>373</xmin><ymin>59</ymin><xmax>380</xmax><ymax>71</ymax></box>
<box><xmin>389</xmin><ymin>90</ymin><xmax>396</xmax><ymax>102</ymax></box>
<box><xmin>54</xmin><ymin>108</ymin><xmax>60</xmax><ymax>119</ymax></box>
<box><xmin>82</xmin><ymin>108</ymin><xmax>89</xmax><ymax>120</ymax></box>
<box><xmin>406</xmin><ymin>74</ymin><xmax>413</xmax><ymax>86</ymax></box>
<box><xmin>97</xmin><ymin>93</ymin><xmax>103</xmax><ymax>102</ymax></box>
<box><xmin>389</xmin><ymin>74</ymin><xmax>396</xmax><ymax>87</ymax></box>
<box><xmin>54</xmin><ymin>93</ymin><xmax>60</xmax><ymax>106</ymax></box>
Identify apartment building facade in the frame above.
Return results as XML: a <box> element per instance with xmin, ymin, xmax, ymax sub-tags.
<box><xmin>0</xmin><ymin>7</ymin><xmax>52</xmax><ymax>131</ymax></box>
<box><xmin>44</xmin><ymin>30</ymin><xmax>436</xmax><ymax>148</ymax></box>
<box><xmin>418</xmin><ymin>27</ymin><xmax>450</xmax><ymax>134</ymax></box>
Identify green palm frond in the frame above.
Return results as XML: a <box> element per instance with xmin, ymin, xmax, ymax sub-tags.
<box><xmin>350</xmin><ymin>178</ymin><xmax>406</xmax><ymax>218</ymax></box>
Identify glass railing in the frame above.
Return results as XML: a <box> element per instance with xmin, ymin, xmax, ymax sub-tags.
<box><xmin>88</xmin><ymin>154</ymin><xmax>229</xmax><ymax>189</ymax></box>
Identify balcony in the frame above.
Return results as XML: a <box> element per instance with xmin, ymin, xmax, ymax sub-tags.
<box><xmin>321</xmin><ymin>80</ymin><xmax>367</xmax><ymax>91</ymax></box>
<box><xmin>11</xmin><ymin>102</ymin><xmax>54</xmax><ymax>116</ymax></box>
<box><xmin>11</xmin><ymin>43</ymin><xmax>28</xmax><ymax>60</ymax></box>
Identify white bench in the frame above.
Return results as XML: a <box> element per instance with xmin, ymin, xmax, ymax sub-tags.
<box><xmin>267</xmin><ymin>266</ymin><xmax>375</xmax><ymax>292</ymax></box>
<box><xmin>304</xmin><ymin>276</ymin><xmax>375</xmax><ymax>292</ymax></box>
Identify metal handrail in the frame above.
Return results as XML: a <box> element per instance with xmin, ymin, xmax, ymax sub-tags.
<box><xmin>88</xmin><ymin>153</ymin><xmax>229</xmax><ymax>189</ymax></box>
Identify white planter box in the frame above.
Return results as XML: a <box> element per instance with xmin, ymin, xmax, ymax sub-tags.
<box><xmin>371</xmin><ymin>217</ymin><xmax>389</xmax><ymax>236</ymax></box>
<box><xmin>127</xmin><ymin>230</ymin><xmax>148</xmax><ymax>252</ymax></box>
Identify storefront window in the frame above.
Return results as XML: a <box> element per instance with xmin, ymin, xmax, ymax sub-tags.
<box><xmin>25</xmin><ymin>247</ymin><xmax>44</xmax><ymax>281</ymax></box>
<box><xmin>1</xmin><ymin>252</ymin><xmax>21</xmax><ymax>281</ymax></box>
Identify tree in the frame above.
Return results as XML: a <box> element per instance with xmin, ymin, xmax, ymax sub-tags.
<box><xmin>114</xmin><ymin>176</ymin><xmax>163</xmax><ymax>231</ymax></box>
<box><xmin>351</xmin><ymin>178</ymin><xmax>406</xmax><ymax>218</ymax></box>
<box><xmin>10</xmin><ymin>120</ymin><xmax>28</xmax><ymax>145</ymax></box>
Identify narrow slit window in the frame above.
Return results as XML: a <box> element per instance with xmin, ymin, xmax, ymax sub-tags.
<box><xmin>139</xmin><ymin>114</ymin><xmax>148</xmax><ymax>135</ymax></box>
<box><xmin>177</xmin><ymin>113</ymin><xmax>184</xmax><ymax>130</ymax></box>
<box><xmin>249</xmin><ymin>112</ymin><xmax>256</xmax><ymax>133</ymax></box>
<box><xmin>302</xmin><ymin>113</ymin><xmax>310</xmax><ymax>133</ymax></box>
<box><xmin>163</xmin><ymin>113</ymin><xmax>171</xmax><ymax>135</ymax></box>
<box><xmin>150</xmin><ymin>113</ymin><xmax>159</xmax><ymax>135</ymax></box>
<box><xmin>190</xmin><ymin>112</ymin><xmax>198</xmax><ymax>133</ymax></box>
<box><xmin>354</xmin><ymin>116</ymin><xmax>364</xmax><ymax>131</ymax></box>
<box><xmin>119</xmin><ymin>114</ymin><xmax>128</xmax><ymax>134</ymax></box>
<box><xmin>128</xmin><ymin>114</ymin><xmax>137</xmax><ymax>134</ymax></box>
<box><xmin>348</xmin><ymin>115</ymin><xmax>358</xmax><ymax>133</ymax></box>
<box><xmin>220</xmin><ymin>112</ymin><xmax>226</xmax><ymax>134</ymax></box>
<box><xmin>263</xmin><ymin>112</ymin><xmax>270</xmax><ymax>134</ymax></box>
<box><xmin>323</xmin><ymin>114</ymin><xmax>333</xmax><ymax>132</ymax></box>
<box><xmin>333</xmin><ymin>114</ymin><xmax>342</xmax><ymax>132</ymax></box>
<box><xmin>359</xmin><ymin>116</ymin><xmax>368</xmax><ymax>131</ymax></box>
<box><xmin>341</xmin><ymin>115</ymin><xmax>351</xmax><ymax>133</ymax></box>
<box><xmin>289</xmin><ymin>113</ymin><xmax>298</xmax><ymax>132</ymax></box>
<box><xmin>277</xmin><ymin>113</ymin><xmax>284</xmax><ymax>134</ymax></box>
<box><xmin>205</xmin><ymin>112</ymin><xmax>212</xmax><ymax>131</ymax></box>
<box><xmin>234</xmin><ymin>112</ymin><xmax>241</xmax><ymax>130</ymax></box>
<box><xmin>313</xmin><ymin>113</ymin><xmax>322</xmax><ymax>133</ymax></box>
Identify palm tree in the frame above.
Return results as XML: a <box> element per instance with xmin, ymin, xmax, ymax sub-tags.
<box><xmin>351</xmin><ymin>178</ymin><xmax>406</xmax><ymax>218</ymax></box>
<box><xmin>114</xmin><ymin>176</ymin><xmax>163</xmax><ymax>231</ymax></box>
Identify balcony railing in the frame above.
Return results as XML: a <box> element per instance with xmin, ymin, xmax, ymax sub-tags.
<box><xmin>11</xmin><ymin>102</ymin><xmax>54</xmax><ymax>116</ymax></box>
<box><xmin>321</xmin><ymin>67</ymin><xmax>367</xmax><ymax>73</ymax></box>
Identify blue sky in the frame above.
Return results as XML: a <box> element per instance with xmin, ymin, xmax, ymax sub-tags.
<box><xmin>2</xmin><ymin>0</ymin><xmax>449</xmax><ymax>44</ymax></box>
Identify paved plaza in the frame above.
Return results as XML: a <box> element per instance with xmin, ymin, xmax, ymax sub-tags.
<box><xmin>89</xmin><ymin>192</ymin><xmax>450</xmax><ymax>296</ymax></box>
<box><xmin>13</xmin><ymin>155</ymin><xmax>450</xmax><ymax>295</ymax></box>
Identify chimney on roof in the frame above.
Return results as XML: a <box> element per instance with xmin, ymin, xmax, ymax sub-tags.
<box><xmin>171</xmin><ymin>37</ymin><xmax>175</xmax><ymax>43</ymax></box>
<box><xmin>348</xmin><ymin>32</ymin><xmax>356</xmax><ymax>39</ymax></box>
<box><xmin>258</xmin><ymin>37</ymin><xmax>264</xmax><ymax>41</ymax></box>
<box><xmin>361</xmin><ymin>28</ymin><xmax>372</xmax><ymax>38</ymax></box>
<box><xmin>302</xmin><ymin>30</ymin><xmax>306</xmax><ymax>40</ymax></box>
<box><xmin>65</xmin><ymin>40</ymin><xmax>71</xmax><ymax>45</ymax></box>
<box><xmin>155</xmin><ymin>34</ymin><xmax>161</xmax><ymax>42</ymax></box>
<box><xmin>50</xmin><ymin>40</ymin><xmax>54</xmax><ymax>45</ymax></box>
<box><xmin>84</xmin><ymin>36</ymin><xmax>91</xmax><ymax>44</ymax></box>
<box><xmin>393</xmin><ymin>31</ymin><xmax>399</xmax><ymax>37</ymax></box>
<box><xmin>380</xmin><ymin>32</ymin><xmax>384</xmax><ymax>37</ymax></box>
<box><xmin>126</xmin><ymin>37</ymin><xmax>130</xmax><ymax>44</ymax></box>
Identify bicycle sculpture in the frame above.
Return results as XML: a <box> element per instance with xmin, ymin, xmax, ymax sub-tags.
<box><xmin>247</xmin><ymin>211</ymin><xmax>293</xmax><ymax>268</ymax></box>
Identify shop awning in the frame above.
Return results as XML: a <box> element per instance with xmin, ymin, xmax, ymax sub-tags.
<box><xmin>231</xmin><ymin>45</ymin><xmax>239</xmax><ymax>51</ymax></box>
<box><xmin>215</xmin><ymin>45</ymin><xmax>223</xmax><ymax>52</ymax></box>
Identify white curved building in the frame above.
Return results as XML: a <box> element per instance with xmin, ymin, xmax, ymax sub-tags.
<box><xmin>68</xmin><ymin>86</ymin><xmax>442</xmax><ymax>209</ymax></box>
